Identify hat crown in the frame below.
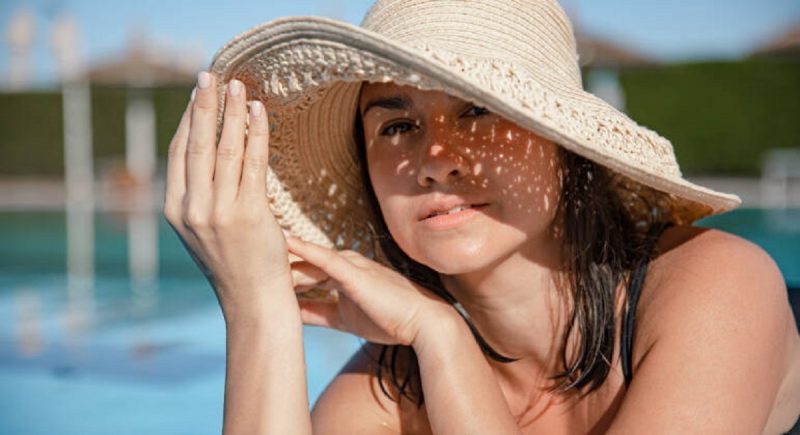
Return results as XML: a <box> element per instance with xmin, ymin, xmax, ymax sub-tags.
<box><xmin>361</xmin><ymin>0</ymin><xmax>583</xmax><ymax>88</ymax></box>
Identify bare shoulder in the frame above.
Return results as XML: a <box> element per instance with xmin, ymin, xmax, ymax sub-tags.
<box><xmin>311</xmin><ymin>342</ymin><xmax>402</xmax><ymax>434</ymax></box>
<box><xmin>638</xmin><ymin>225</ymin><xmax>791</xmax><ymax>333</ymax></box>
<box><xmin>616</xmin><ymin>225</ymin><xmax>800</xmax><ymax>432</ymax></box>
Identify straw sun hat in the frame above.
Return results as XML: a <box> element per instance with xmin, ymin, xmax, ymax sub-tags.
<box><xmin>209</xmin><ymin>0</ymin><xmax>741</xmax><ymax>269</ymax></box>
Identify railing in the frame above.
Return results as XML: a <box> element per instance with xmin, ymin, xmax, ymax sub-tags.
<box><xmin>761</xmin><ymin>148</ymin><xmax>800</xmax><ymax>209</ymax></box>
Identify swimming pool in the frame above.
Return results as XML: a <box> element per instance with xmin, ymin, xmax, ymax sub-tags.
<box><xmin>0</xmin><ymin>209</ymin><xmax>797</xmax><ymax>434</ymax></box>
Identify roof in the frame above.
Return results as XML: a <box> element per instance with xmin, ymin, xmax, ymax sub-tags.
<box><xmin>576</xmin><ymin>33</ymin><xmax>656</xmax><ymax>69</ymax></box>
<box><xmin>87</xmin><ymin>36</ymin><xmax>200</xmax><ymax>87</ymax></box>
<box><xmin>751</xmin><ymin>22</ymin><xmax>800</xmax><ymax>59</ymax></box>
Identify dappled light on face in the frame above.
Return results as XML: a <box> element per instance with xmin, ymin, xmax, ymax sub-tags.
<box><xmin>396</xmin><ymin>159</ymin><xmax>411</xmax><ymax>175</ymax></box>
<box><xmin>373</xmin><ymin>105</ymin><xmax>566</xmax><ymax>228</ymax></box>
<box><xmin>429</xmin><ymin>144</ymin><xmax>444</xmax><ymax>157</ymax></box>
<box><xmin>460</xmin><ymin>120</ymin><xmax>561</xmax><ymax>221</ymax></box>
<box><xmin>359</xmin><ymin>82</ymin><xmax>567</xmax><ymax>268</ymax></box>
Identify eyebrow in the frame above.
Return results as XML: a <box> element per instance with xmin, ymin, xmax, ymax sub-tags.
<box><xmin>361</xmin><ymin>96</ymin><xmax>412</xmax><ymax>117</ymax></box>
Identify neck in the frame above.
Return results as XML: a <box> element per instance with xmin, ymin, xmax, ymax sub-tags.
<box><xmin>440</xmin><ymin>235</ymin><xmax>568</xmax><ymax>381</ymax></box>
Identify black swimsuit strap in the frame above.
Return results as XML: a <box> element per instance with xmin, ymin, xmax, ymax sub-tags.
<box><xmin>621</xmin><ymin>222</ymin><xmax>672</xmax><ymax>387</ymax></box>
<box><xmin>621</xmin><ymin>256</ymin><xmax>650</xmax><ymax>387</ymax></box>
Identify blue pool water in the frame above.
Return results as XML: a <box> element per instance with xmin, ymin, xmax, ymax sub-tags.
<box><xmin>0</xmin><ymin>209</ymin><xmax>797</xmax><ymax>434</ymax></box>
<box><xmin>0</xmin><ymin>211</ymin><xmax>363</xmax><ymax>435</ymax></box>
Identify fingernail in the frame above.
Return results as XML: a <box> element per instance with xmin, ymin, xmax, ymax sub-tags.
<box><xmin>197</xmin><ymin>71</ymin><xmax>211</xmax><ymax>89</ymax></box>
<box><xmin>228</xmin><ymin>79</ymin><xmax>242</xmax><ymax>96</ymax></box>
<box><xmin>250</xmin><ymin>100</ymin><xmax>263</xmax><ymax>117</ymax></box>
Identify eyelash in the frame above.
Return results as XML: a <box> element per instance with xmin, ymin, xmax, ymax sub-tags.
<box><xmin>463</xmin><ymin>105</ymin><xmax>489</xmax><ymax>117</ymax></box>
<box><xmin>379</xmin><ymin>105</ymin><xmax>490</xmax><ymax>136</ymax></box>
<box><xmin>381</xmin><ymin>120</ymin><xmax>416</xmax><ymax>137</ymax></box>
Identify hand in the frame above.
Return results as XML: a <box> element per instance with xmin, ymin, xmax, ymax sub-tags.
<box><xmin>163</xmin><ymin>72</ymin><xmax>291</xmax><ymax>321</ymax></box>
<box><xmin>286</xmin><ymin>237</ymin><xmax>456</xmax><ymax>346</ymax></box>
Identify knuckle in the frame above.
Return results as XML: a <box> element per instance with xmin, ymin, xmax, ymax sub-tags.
<box><xmin>163</xmin><ymin>204</ymin><xmax>181</xmax><ymax>225</ymax></box>
<box><xmin>183</xmin><ymin>205</ymin><xmax>209</xmax><ymax>229</ymax></box>
<box><xmin>216</xmin><ymin>145</ymin><xmax>240</xmax><ymax>162</ymax></box>
<box><xmin>341</xmin><ymin>250</ymin><xmax>365</xmax><ymax>265</ymax></box>
<box><xmin>193</xmin><ymin>95</ymin><xmax>216</xmax><ymax>111</ymax></box>
<box><xmin>223</xmin><ymin>103</ymin><xmax>246</xmax><ymax>119</ymax></box>
<box><xmin>242</xmin><ymin>155</ymin><xmax>266</xmax><ymax>171</ymax></box>
<box><xmin>247</xmin><ymin>120</ymin><xmax>268</xmax><ymax>137</ymax></box>
<box><xmin>210</xmin><ymin>207</ymin><xmax>233</xmax><ymax>227</ymax></box>
<box><xmin>167</xmin><ymin>140</ymin><xmax>185</xmax><ymax>158</ymax></box>
<box><xmin>186</xmin><ymin>138</ymin><xmax>213</xmax><ymax>157</ymax></box>
<box><xmin>340</xmin><ymin>250</ymin><xmax>361</xmax><ymax>260</ymax></box>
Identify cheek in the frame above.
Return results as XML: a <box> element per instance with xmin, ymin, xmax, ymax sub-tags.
<box><xmin>490</xmin><ymin>127</ymin><xmax>563</xmax><ymax>218</ymax></box>
<box><xmin>366</xmin><ymin>146</ymin><xmax>416</xmax><ymax>235</ymax></box>
<box><xmin>367</xmin><ymin>142</ymin><xmax>415</xmax><ymax>197</ymax></box>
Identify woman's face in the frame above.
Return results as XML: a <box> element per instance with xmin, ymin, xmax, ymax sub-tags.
<box><xmin>359</xmin><ymin>82</ymin><xmax>563</xmax><ymax>274</ymax></box>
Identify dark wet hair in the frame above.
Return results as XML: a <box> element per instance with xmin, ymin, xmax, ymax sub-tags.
<box><xmin>353</xmin><ymin>108</ymin><xmax>671</xmax><ymax>407</ymax></box>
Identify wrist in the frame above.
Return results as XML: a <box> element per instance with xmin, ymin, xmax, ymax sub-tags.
<box><xmin>220</xmin><ymin>276</ymin><xmax>300</xmax><ymax>328</ymax></box>
<box><xmin>411</xmin><ymin>303</ymin><xmax>468</xmax><ymax>354</ymax></box>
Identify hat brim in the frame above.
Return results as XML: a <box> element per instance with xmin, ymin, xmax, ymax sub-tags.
<box><xmin>210</xmin><ymin>16</ymin><xmax>741</xmax><ymax>249</ymax></box>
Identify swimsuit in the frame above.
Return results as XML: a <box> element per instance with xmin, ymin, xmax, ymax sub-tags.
<box><xmin>621</xmin><ymin>256</ymin><xmax>649</xmax><ymax>387</ymax></box>
<box><xmin>619</xmin><ymin>253</ymin><xmax>800</xmax><ymax>434</ymax></box>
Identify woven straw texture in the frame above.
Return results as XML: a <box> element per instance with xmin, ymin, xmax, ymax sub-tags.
<box><xmin>209</xmin><ymin>0</ymin><xmax>742</xmax><ymax>295</ymax></box>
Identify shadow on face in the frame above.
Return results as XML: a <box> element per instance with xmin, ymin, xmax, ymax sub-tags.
<box><xmin>356</xmin><ymin>82</ymin><xmax>566</xmax><ymax>274</ymax></box>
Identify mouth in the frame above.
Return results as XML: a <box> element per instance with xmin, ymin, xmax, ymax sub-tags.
<box><xmin>421</xmin><ymin>203</ymin><xmax>489</xmax><ymax>221</ymax></box>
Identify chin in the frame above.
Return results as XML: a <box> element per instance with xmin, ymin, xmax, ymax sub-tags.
<box><xmin>407</xmin><ymin>235</ymin><xmax>520</xmax><ymax>275</ymax></box>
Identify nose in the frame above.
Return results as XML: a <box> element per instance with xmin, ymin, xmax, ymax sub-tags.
<box><xmin>416</xmin><ymin>137</ymin><xmax>470</xmax><ymax>187</ymax></box>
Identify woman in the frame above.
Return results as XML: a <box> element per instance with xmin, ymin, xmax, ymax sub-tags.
<box><xmin>164</xmin><ymin>0</ymin><xmax>800</xmax><ymax>433</ymax></box>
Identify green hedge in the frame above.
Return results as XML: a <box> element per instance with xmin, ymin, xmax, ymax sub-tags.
<box><xmin>619</xmin><ymin>59</ymin><xmax>800</xmax><ymax>175</ymax></box>
<box><xmin>0</xmin><ymin>91</ymin><xmax>65</xmax><ymax>176</ymax></box>
<box><xmin>1</xmin><ymin>60</ymin><xmax>798</xmax><ymax>177</ymax></box>
<box><xmin>0</xmin><ymin>86</ymin><xmax>191</xmax><ymax>177</ymax></box>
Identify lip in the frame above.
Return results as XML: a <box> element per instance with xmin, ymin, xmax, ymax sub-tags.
<box><xmin>418</xmin><ymin>198</ymin><xmax>490</xmax><ymax>221</ymax></box>
<box><xmin>419</xmin><ymin>203</ymin><xmax>489</xmax><ymax>231</ymax></box>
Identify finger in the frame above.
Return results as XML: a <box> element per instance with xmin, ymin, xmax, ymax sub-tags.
<box><xmin>284</xmin><ymin>230</ymin><xmax>302</xmax><ymax>262</ymax></box>
<box><xmin>186</xmin><ymin>71</ymin><xmax>218</xmax><ymax>203</ymax></box>
<box><xmin>291</xmin><ymin>261</ymin><xmax>330</xmax><ymax>288</ymax></box>
<box><xmin>213</xmin><ymin>79</ymin><xmax>247</xmax><ymax>205</ymax></box>
<box><xmin>298</xmin><ymin>299</ymin><xmax>339</xmax><ymax>328</ymax></box>
<box><xmin>239</xmin><ymin>99</ymin><xmax>269</xmax><ymax>200</ymax></box>
<box><xmin>165</xmin><ymin>100</ymin><xmax>192</xmax><ymax>207</ymax></box>
<box><xmin>286</xmin><ymin>237</ymin><xmax>355</xmax><ymax>287</ymax></box>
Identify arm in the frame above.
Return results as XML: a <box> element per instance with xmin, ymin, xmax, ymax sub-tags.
<box><xmin>164</xmin><ymin>72</ymin><xmax>312</xmax><ymax>434</ymax></box>
<box><xmin>608</xmin><ymin>230</ymin><xmax>792</xmax><ymax>433</ymax></box>
<box><xmin>311</xmin><ymin>324</ymin><xmax>521</xmax><ymax>435</ymax></box>
<box><xmin>287</xmin><ymin>238</ymin><xmax>521</xmax><ymax>434</ymax></box>
<box><xmin>412</xmin><ymin>309</ymin><xmax>522</xmax><ymax>434</ymax></box>
<box><xmin>223</xmin><ymin>278</ymin><xmax>311</xmax><ymax>435</ymax></box>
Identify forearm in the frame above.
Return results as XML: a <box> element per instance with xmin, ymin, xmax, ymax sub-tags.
<box><xmin>222</xmin><ymin>277</ymin><xmax>311</xmax><ymax>435</ymax></box>
<box><xmin>412</xmin><ymin>310</ymin><xmax>521</xmax><ymax>434</ymax></box>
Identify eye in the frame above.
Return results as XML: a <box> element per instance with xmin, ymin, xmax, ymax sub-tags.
<box><xmin>381</xmin><ymin>121</ymin><xmax>417</xmax><ymax>136</ymax></box>
<box><xmin>462</xmin><ymin>105</ymin><xmax>490</xmax><ymax>118</ymax></box>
